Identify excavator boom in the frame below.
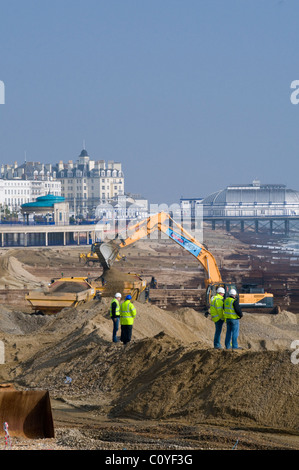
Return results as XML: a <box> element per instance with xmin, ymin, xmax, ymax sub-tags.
<box><xmin>93</xmin><ymin>211</ymin><xmax>276</xmax><ymax>312</ymax></box>
<box><xmin>94</xmin><ymin>212</ymin><xmax>222</xmax><ymax>285</ymax></box>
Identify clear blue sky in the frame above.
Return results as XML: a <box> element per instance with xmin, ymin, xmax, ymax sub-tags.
<box><xmin>0</xmin><ymin>0</ymin><xmax>298</xmax><ymax>204</ymax></box>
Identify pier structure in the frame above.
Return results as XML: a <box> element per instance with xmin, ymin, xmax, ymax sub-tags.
<box><xmin>182</xmin><ymin>181</ymin><xmax>299</xmax><ymax>236</ymax></box>
<box><xmin>0</xmin><ymin>224</ymin><xmax>104</xmax><ymax>247</ymax></box>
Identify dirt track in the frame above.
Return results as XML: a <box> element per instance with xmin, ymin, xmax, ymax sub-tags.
<box><xmin>0</xmin><ymin>229</ymin><xmax>298</xmax><ymax>450</ymax></box>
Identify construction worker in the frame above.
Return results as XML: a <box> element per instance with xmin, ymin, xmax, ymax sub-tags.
<box><xmin>110</xmin><ymin>293</ymin><xmax>122</xmax><ymax>343</ymax></box>
<box><xmin>120</xmin><ymin>294</ymin><xmax>137</xmax><ymax>345</ymax></box>
<box><xmin>223</xmin><ymin>288</ymin><xmax>243</xmax><ymax>350</ymax></box>
<box><xmin>210</xmin><ymin>287</ymin><xmax>225</xmax><ymax>349</ymax></box>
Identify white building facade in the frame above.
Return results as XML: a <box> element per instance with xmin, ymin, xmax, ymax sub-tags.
<box><xmin>0</xmin><ymin>179</ymin><xmax>61</xmax><ymax>213</ymax></box>
<box><xmin>55</xmin><ymin>149</ymin><xmax>125</xmax><ymax>216</ymax></box>
<box><xmin>0</xmin><ymin>148</ymin><xmax>125</xmax><ymax>217</ymax></box>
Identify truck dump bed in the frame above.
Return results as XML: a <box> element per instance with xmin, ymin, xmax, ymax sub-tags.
<box><xmin>26</xmin><ymin>278</ymin><xmax>95</xmax><ymax>314</ymax></box>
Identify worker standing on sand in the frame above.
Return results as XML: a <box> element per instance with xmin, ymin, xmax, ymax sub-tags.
<box><xmin>120</xmin><ymin>295</ymin><xmax>137</xmax><ymax>345</ymax></box>
<box><xmin>110</xmin><ymin>293</ymin><xmax>122</xmax><ymax>343</ymax></box>
<box><xmin>210</xmin><ymin>287</ymin><xmax>225</xmax><ymax>349</ymax></box>
<box><xmin>223</xmin><ymin>288</ymin><xmax>243</xmax><ymax>351</ymax></box>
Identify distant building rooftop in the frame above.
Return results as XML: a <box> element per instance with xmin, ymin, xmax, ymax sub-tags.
<box><xmin>202</xmin><ymin>181</ymin><xmax>299</xmax><ymax>206</ymax></box>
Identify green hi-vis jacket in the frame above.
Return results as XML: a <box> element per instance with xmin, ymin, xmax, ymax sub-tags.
<box><xmin>120</xmin><ymin>300</ymin><xmax>137</xmax><ymax>325</ymax></box>
<box><xmin>210</xmin><ymin>293</ymin><xmax>224</xmax><ymax>323</ymax></box>
<box><xmin>223</xmin><ymin>296</ymin><xmax>240</xmax><ymax>320</ymax></box>
<box><xmin>110</xmin><ymin>298</ymin><xmax>120</xmax><ymax>318</ymax></box>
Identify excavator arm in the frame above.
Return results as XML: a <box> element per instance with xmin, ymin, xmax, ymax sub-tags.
<box><xmin>93</xmin><ymin>211</ymin><xmax>277</xmax><ymax>313</ymax></box>
<box><xmin>94</xmin><ymin>212</ymin><xmax>222</xmax><ymax>287</ymax></box>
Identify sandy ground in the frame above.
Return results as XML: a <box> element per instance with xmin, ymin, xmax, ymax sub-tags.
<box><xmin>0</xmin><ymin>229</ymin><xmax>298</xmax><ymax>451</ymax></box>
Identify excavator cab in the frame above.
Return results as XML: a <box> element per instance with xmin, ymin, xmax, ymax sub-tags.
<box><xmin>206</xmin><ymin>282</ymin><xmax>238</xmax><ymax>308</ymax></box>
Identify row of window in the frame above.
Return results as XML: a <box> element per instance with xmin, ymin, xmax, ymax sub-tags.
<box><xmin>61</xmin><ymin>179</ymin><xmax>123</xmax><ymax>185</ymax></box>
<box><xmin>4</xmin><ymin>198</ymin><xmax>31</xmax><ymax>205</ymax></box>
<box><xmin>59</xmin><ymin>171</ymin><xmax>124</xmax><ymax>178</ymax></box>
<box><xmin>66</xmin><ymin>192</ymin><xmax>122</xmax><ymax>199</ymax></box>
<box><xmin>0</xmin><ymin>181</ymin><xmax>60</xmax><ymax>188</ymax></box>
<box><xmin>4</xmin><ymin>189</ymin><xmax>44</xmax><ymax>195</ymax></box>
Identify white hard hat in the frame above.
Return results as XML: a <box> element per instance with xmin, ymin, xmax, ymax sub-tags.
<box><xmin>229</xmin><ymin>289</ymin><xmax>237</xmax><ymax>296</ymax></box>
<box><xmin>115</xmin><ymin>293</ymin><xmax>122</xmax><ymax>298</ymax></box>
<box><xmin>217</xmin><ymin>287</ymin><xmax>225</xmax><ymax>294</ymax></box>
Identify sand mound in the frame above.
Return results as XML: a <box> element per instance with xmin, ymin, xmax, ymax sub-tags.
<box><xmin>0</xmin><ymin>252</ymin><xmax>45</xmax><ymax>289</ymax></box>
<box><xmin>4</xmin><ymin>248</ymin><xmax>53</xmax><ymax>267</ymax></box>
<box><xmin>133</xmin><ymin>303</ymin><xmax>213</xmax><ymax>346</ymax></box>
<box><xmin>99</xmin><ymin>268</ymin><xmax>141</xmax><ymax>297</ymax></box>
<box><xmin>6</xmin><ymin>247</ymin><xmax>79</xmax><ymax>268</ymax></box>
<box><xmin>2</xmin><ymin>299</ymin><xmax>298</xmax><ymax>434</ymax></box>
<box><xmin>0</xmin><ymin>307</ymin><xmax>50</xmax><ymax>335</ymax></box>
<box><xmin>49</xmin><ymin>281</ymin><xmax>90</xmax><ymax>294</ymax></box>
<box><xmin>107</xmin><ymin>334</ymin><xmax>299</xmax><ymax>433</ymax></box>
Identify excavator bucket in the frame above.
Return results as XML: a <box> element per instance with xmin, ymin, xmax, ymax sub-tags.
<box><xmin>0</xmin><ymin>384</ymin><xmax>54</xmax><ymax>439</ymax></box>
<box><xmin>94</xmin><ymin>241</ymin><xmax>120</xmax><ymax>269</ymax></box>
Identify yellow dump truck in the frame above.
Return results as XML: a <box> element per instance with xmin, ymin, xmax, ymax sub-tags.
<box><xmin>25</xmin><ymin>277</ymin><xmax>96</xmax><ymax>315</ymax></box>
<box><xmin>26</xmin><ymin>272</ymin><xmax>148</xmax><ymax>315</ymax></box>
<box><xmin>94</xmin><ymin>270</ymin><xmax>148</xmax><ymax>302</ymax></box>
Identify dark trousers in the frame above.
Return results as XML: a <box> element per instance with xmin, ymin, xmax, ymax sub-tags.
<box><xmin>214</xmin><ymin>319</ymin><xmax>224</xmax><ymax>348</ymax></box>
<box><xmin>121</xmin><ymin>324</ymin><xmax>133</xmax><ymax>344</ymax></box>
<box><xmin>112</xmin><ymin>317</ymin><xmax>120</xmax><ymax>343</ymax></box>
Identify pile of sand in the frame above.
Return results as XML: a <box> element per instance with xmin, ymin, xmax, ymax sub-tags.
<box><xmin>1</xmin><ymin>298</ymin><xmax>298</xmax><ymax>434</ymax></box>
<box><xmin>49</xmin><ymin>281</ymin><xmax>90</xmax><ymax>294</ymax></box>
<box><xmin>106</xmin><ymin>334</ymin><xmax>298</xmax><ymax>433</ymax></box>
<box><xmin>4</xmin><ymin>248</ymin><xmax>54</xmax><ymax>267</ymax></box>
<box><xmin>99</xmin><ymin>267</ymin><xmax>140</xmax><ymax>296</ymax></box>
<box><xmin>5</xmin><ymin>247</ymin><xmax>79</xmax><ymax>268</ymax></box>
<box><xmin>0</xmin><ymin>252</ymin><xmax>45</xmax><ymax>289</ymax></box>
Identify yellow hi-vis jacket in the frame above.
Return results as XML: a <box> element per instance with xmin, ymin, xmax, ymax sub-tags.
<box><xmin>110</xmin><ymin>298</ymin><xmax>120</xmax><ymax>318</ymax></box>
<box><xmin>223</xmin><ymin>297</ymin><xmax>239</xmax><ymax>320</ymax></box>
<box><xmin>210</xmin><ymin>293</ymin><xmax>224</xmax><ymax>322</ymax></box>
<box><xmin>120</xmin><ymin>300</ymin><xmax>137</xmax><ymax>325</ymax></box>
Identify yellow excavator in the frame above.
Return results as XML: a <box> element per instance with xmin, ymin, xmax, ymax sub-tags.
<box><xmin>93</xmin><ymin>211</ymin><xmax>278</xmax><ymax>313</ymax></box>
<box><xmin>79</xmin><ymin>244</ymin><xmax>103</xmax><ymax>266</ymax></box>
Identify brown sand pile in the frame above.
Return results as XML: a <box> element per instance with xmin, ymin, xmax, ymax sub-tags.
<box><xmin>0</xmin><ymin>252</ymin><xmax>45</xmax><ymax>289</ymax></box>
<box><xmin>1</xmin><ymin>298</ymin><xmax>297</xmax><ymax>436</ymax></box>
<box><xmin>49</xmin><ymin>281</ymin><xmax>90</xmax><ymax>294</ymax></box>
<box><xmin>4</xmin><ymin>248</ymin><xmax>54</xmax><ymax>267</ymax></box>
<box><xmin>0</xmin><ymin>244</ymin><xmax>298</xmax><ymax>448</ymax></box>
<box><xmin>99</xmin><ymin>267</ymin><xmax>139</xmax><ymax>296</ymax></box>
<box><xmin>107</xmin><ymin>334</ymin><xmax>298</xmax><ymax>433</ymax></box>
<box><xmin>5</xmin><ymin>247</ymin><xmax>79</xmax><ymax>267</ymax></box>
